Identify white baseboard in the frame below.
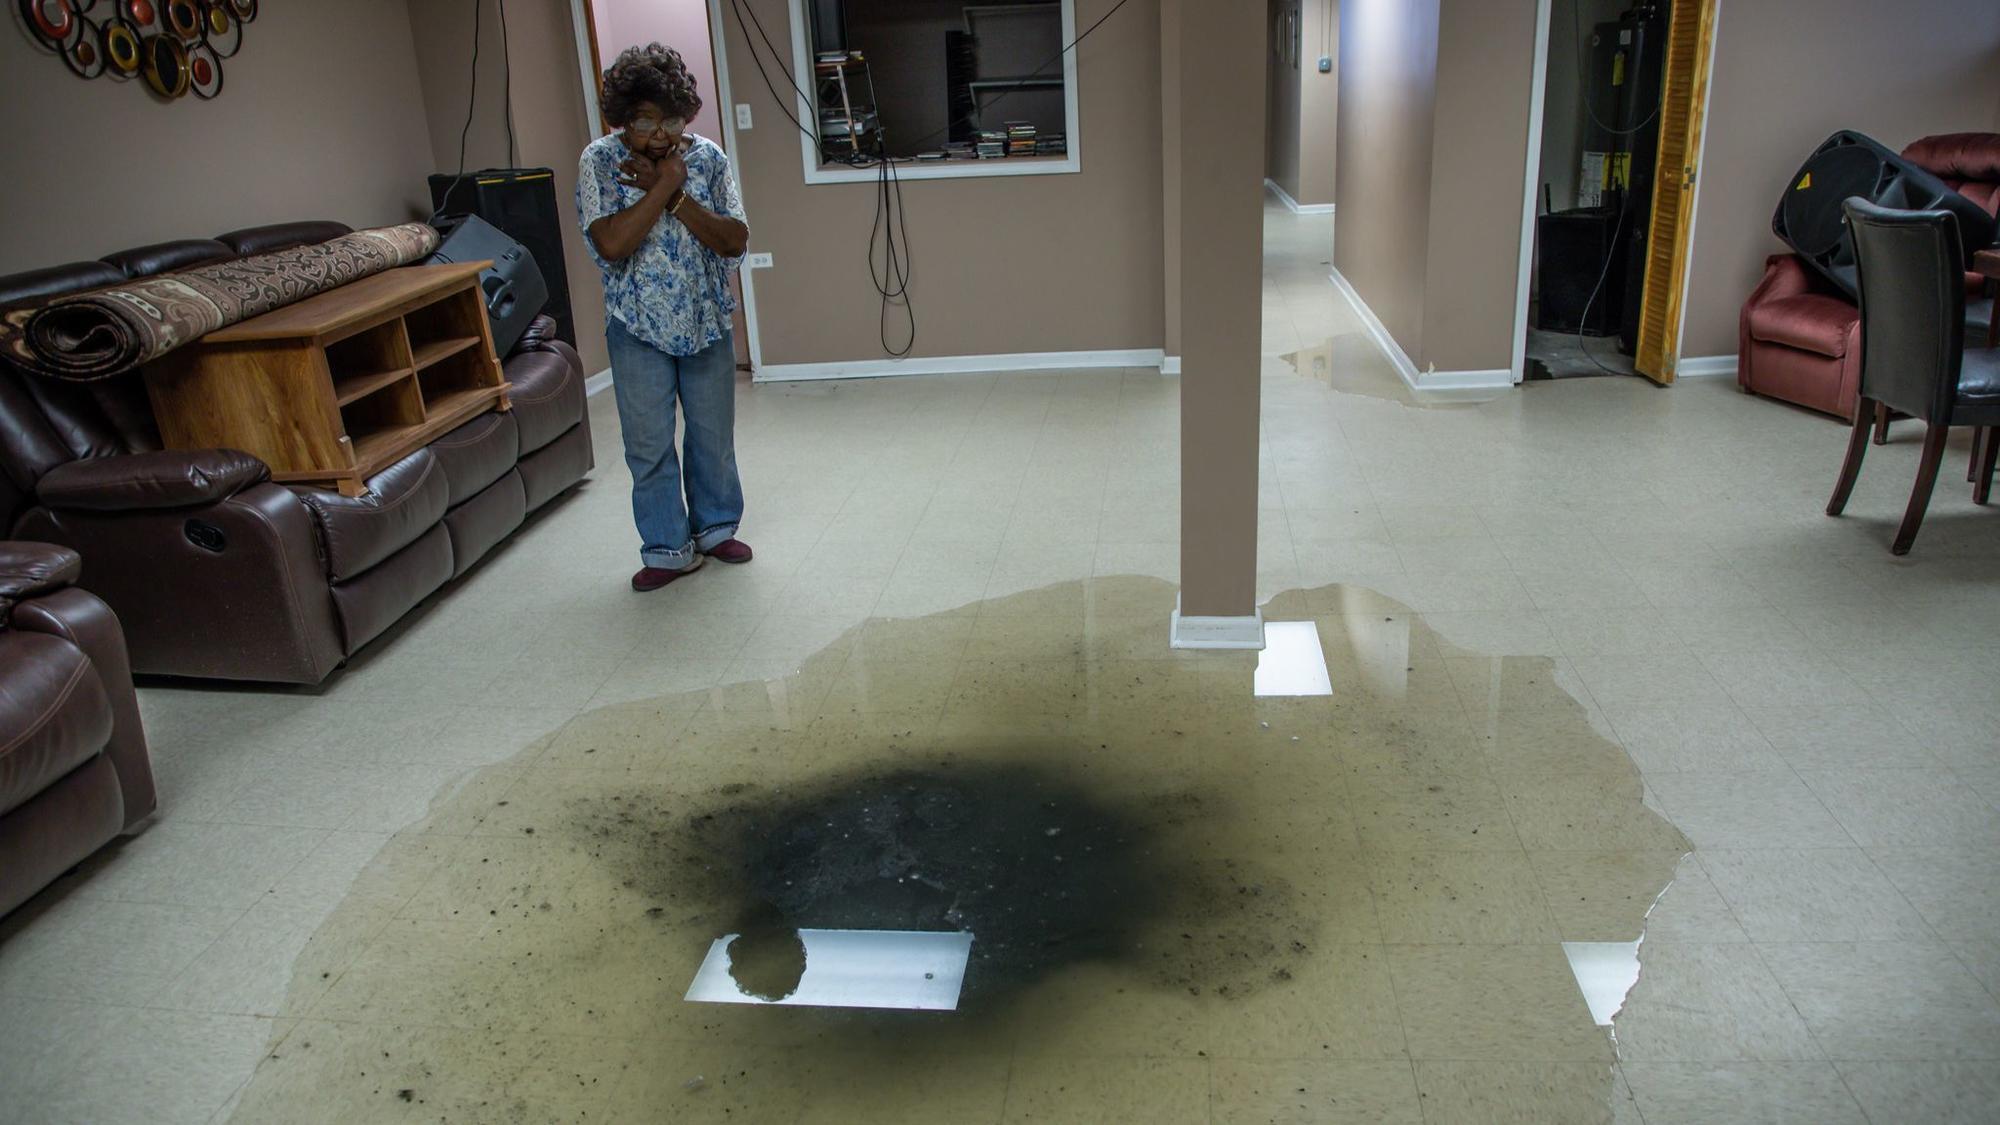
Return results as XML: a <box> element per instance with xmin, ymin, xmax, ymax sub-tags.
<box><xmin>1264</xmin><ymin>178</ymin><xmax>1336</xmax><ymax>216</ymax></box>
<box><xmin>1327</xmin><ymin>269</ymin><xmax>1515</xmax><ymax>392</ymax></box>
<box><xmin>1169</xmin><ymin>594</ymin><xmax>1267</xmax><ymax>650</ymax></box>
<box><xmin>1675</xmin><ymin>354</ymin><xmax>1738</xmax><ymax>379</ymax></box>
<box><xmin>584</xmin><ymin>368</ymin><xmax>613</xmax><ymax>396</ymax></box>
<box><xmin>752</xmin><ymin>348</ymin><xmax>1166</xmax><ymax>383</ymax></box>
<box><xmin>1160</xmin><ymin>355</ymin><xmax>1182</xmax><ymax>375</ymax></box>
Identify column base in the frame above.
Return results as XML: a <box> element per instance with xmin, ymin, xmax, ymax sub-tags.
<box><xmin>1168</xmin><ymin>593</ymin><xmax>1266</xmax><ymax>650</ymax></box>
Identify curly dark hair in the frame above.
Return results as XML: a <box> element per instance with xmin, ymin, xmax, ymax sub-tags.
<box><xmin>599</xmin><ymin>43</ymin><xmax>703</xmax><ymax>127</ymax></box>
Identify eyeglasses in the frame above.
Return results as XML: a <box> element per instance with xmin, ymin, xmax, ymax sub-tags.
<box><xmin>628</xmin><ymin>116</ymin><xmax>685</xmax><ymax>138</ymax></box>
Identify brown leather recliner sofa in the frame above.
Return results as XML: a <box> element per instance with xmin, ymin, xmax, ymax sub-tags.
<box><xmin>0</xmin><ymin>541</ymin><xmax>155</xmax><ymax>917</ymax></box>
<box><xmin>0</xmin><ymin>221</ymin><xmax>595</xmax><ymax>684</ymax></box>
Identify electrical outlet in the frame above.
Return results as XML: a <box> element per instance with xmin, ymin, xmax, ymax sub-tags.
<box><xmin>735</xmin><ymin>104</ymin><xmax>753</xmax><ymax>130</ymax></box>
<box><xmin>747</xmin><ymin>252</ymin><xmax>774</xmax><ymax>269</ymax></box>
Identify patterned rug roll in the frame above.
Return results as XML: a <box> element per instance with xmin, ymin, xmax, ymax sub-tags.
<box><xmin>0</xmin><ymin>223</ymin><xmax>440</xmax><ymax>382</ymax></box>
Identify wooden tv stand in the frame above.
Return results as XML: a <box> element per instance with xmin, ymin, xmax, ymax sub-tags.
<box><xmin>142</xmin><ymin>262</ymin><xmax>511</xmax><ymax>497</ymax></box>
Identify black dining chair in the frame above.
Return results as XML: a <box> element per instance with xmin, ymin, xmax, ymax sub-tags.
<box><xmin>1827</xmin><ymin>198</ymin><xmax>2000</xmax><ymax>554</ymax></box>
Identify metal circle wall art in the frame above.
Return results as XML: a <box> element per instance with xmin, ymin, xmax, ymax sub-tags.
<box><xmin>17</xmin><ymin>0</ymin><xmax>258</xmax><ymax>99</ymax></box>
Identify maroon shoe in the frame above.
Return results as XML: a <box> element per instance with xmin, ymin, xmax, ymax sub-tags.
<box><xmin>631</xmin><ymin>556</ymin><xmax>704</xmax><ymax>591</ymax></box>
<box><xmin>702</xmin><ymin>538</ymin><xmax>754</xmax><ymax>564</ymax></box>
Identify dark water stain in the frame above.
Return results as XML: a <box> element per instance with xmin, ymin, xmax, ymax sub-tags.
<box><xmin>568</xmin><ymin>756</ymin><xmax>1318</xmax><ymax>1011</ymax></box>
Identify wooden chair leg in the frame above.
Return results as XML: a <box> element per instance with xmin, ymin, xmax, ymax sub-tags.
<box><xmin>1892</xmin><ymin>422</ymin><xmax>1951</xmax><ymax>555</ymax></box>
<box><xmin>1872</xmin><ymin>401</ymin><xmax>1891</xmax><ymax>445</ymax></box>
<box><xmin>1972</xmin><ymin>426</ymin><xmax>1991</xmax><ymax>485</ymax></box>
<box><xmin>1828</xmin><ymin>395</ymin><xmax>1874</xmax><ymax>516</ymax></box>
<box><xmin>1976</xmin><ymin>427</ymin><xmax>1999</xmax><ymax>506</ymax></box>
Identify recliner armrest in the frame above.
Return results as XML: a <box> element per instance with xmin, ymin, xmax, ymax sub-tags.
<box><xmin>0</xmin><ymin>540</ymin><xmax>82</xmax><ymax>606</ymax></box>
<box><xmin>36</xmin><ymin>449</ymin><xmax>270</xmax><ymax>512</ymax></box>
<box><xmin>1747</xmin><ymin>254</ymin><xmax>1825</xmax><ymax>307</ymax></box>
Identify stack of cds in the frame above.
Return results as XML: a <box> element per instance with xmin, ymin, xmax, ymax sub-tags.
<box><xmin>1006</xmin><ymin>121</ymin><xmax>1037</xmax><ymax>156</ymax></box>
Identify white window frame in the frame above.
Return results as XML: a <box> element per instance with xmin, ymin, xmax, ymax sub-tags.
<box><xmin>786</xmin><ymin>0</ymin><xmax>1083</xmax><ymax>184</ymax></box>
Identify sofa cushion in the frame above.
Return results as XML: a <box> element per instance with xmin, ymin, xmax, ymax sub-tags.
<box><xmin>213</xmin><ymin>222</ymin><xmax>352</xmax><ymax>257</ymax></box>
<box><xmin>0</xmin><ymin>261</ymin><xmax>126</xmax><ymax>310</ymax></box>
<box><xmin>428</xmin><ymin>408</ymin><xmax>519</xmax><ymax>506</ymax></box>
<box><xmin>1960</xmin><ymin>348</ymin><xmax>2000</xmax><ymax>404</ymax></box>
<box><xmin>1747</xmin><ymin>293</ymin><xmax>1858</xmax><ymax>358</ymax></box>
<box><xmin>98</xmin><ymin>239</ymin><xmax>235</xmax><ymax>279</ymax></box>
<box><xmin>329</xmin><ymin>522</ymin><xmax>453</xmax><ymax>655</ymax></box>
<box><xmin>293</xmin><ymin>449</ymin><xmax>449</xmax><ymax>582</ymax></box>
<box><xmin>38</xmin><ymin>449</ymin><xmax>268</xmax><ymax>512</ymax></box>
<box><xmin>0</xmin><ymin>632</ymin><xmax>111</xmax><ymax>818</ymax></box>
<box><xmin>443</xmin><ymin>468</ymin><xmax>525</xmax><ymax>577</ymax></box>
<box><xmin>0</xmin><ymin>541</ymin><xmax>81</xmax><ymax>605</ymax></box>
<box><xmin>519</xmin><ymin>419</ymin><xmax>593</xmax><ymax>512</ymax></box>
<box><xmin>504</xmin><ymin>347</ymin><xmax>585</xmax><ymax>456</ymax></box>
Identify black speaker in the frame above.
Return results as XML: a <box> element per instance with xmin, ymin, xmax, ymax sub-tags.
<box><xmin>425</xmin><ymin>215</ymin><xmax>548</xmax><ymax>357</ymax></box>
<box><xmin>429</xmin><ymin>168</ymin><xmax>575</xmax><ymax>346</ymax></box>
<box><xmin>1537</xmin><ymin>207</ymin><xmax>1623</xmax><ymax>335</ymax></box>
<box><xmin>1772</xmin><ymin>131</ymin><xmax>2000</xmax><ymax>299</ymax></box>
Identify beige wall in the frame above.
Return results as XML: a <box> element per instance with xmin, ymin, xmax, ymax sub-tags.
<box><xmin>1297</xmin><ymin>0</ymin><xmax>1340</xmax><ymax>207</ymax></box>
<box><xmin>406</xmin><ymin>0</ymin><xmax>610</xmax><ymax>375</ymax></box>
<box><xmin>1266</xmin><ymin>0</ymin><xmax>1339</xmax><ymax>208</ymax></box>
<box><xmin>719</xmin><ymin>0</ymin><xmax>1164</xmax><ymax>366</ymax></box>
<box><xmin>1333</xmin><ymin>0</ymin><xmax>1533</xmax><ymax>375</ymax></box>
<box><xmin>1420</xmin><ymin>0</ymin><xmax>1537</xmax><ymax>374</ymax></box>
<box><xmin>1334</xmin><ymin>0</ymin><xmax>1439</xmax><ymax>359</ymax></box>
<box><xmin>0</xmin><ymin>0</ymin><xmax>436</xmax><ymax>273</ymax></box>
<box><xmin>1678</xmin><ymin>0</ymin><xmax>2000</xmax><ymax>359</ymax></box>
<box><xmin>1266</xmin><ymin>0</ymin><xmax>1303</xmax><ymax>199</ymax></box>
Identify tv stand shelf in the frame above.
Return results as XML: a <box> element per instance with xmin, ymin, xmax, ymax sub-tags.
<box><xmin>142</xmin><ymin>262</ymin><xmax>510</xmax><ymax>497</ymax></box>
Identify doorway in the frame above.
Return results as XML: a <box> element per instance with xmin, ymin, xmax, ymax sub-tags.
<box><xmin>1518</xmin><ymin>0</ymin><xmax>1714</xmax><ymax>385</ymax></box>
<box><xmin>570</xmin><ymin>0</ymin><xmax>762</xmax><ymax>371</ymax></box>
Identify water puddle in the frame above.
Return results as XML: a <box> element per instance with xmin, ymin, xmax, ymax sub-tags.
<box><xmin>226</xmin><ymin>577</ymin><xmax>1687</xmax><ymax>1122</ymax></box>
<box><xmin>1279</xmin><ymin>335</ymin><xmax>1509</xmax><ymax>408</ymax></box>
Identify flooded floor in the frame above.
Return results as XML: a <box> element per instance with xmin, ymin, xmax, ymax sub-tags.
<box><xmin>223</xmin><ymin>577</ymin><xmax>1690</xmax><ymax>1123</ymax></box>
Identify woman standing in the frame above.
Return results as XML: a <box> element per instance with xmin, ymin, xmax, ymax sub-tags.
<box><xmin>576</xmin><ymin>43</ymin><xmax>753</xmax><ymax>591</ymax></box>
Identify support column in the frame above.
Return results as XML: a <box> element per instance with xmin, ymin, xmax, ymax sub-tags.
<box><xmin>1160</xmin><ymin>0</ymin><xmax>1182</xmax><ymax>368</ymax></box>
<box><xmin>1171</xmin><ymin>0</ymin><xmax>1266</xmax><ymax>650</ymax></box>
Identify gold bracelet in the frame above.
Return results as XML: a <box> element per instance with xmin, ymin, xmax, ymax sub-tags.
<box><xmin>670</xmin><ymin>191</ymin><xmax>690</xmax><ymax>216</ymax></box>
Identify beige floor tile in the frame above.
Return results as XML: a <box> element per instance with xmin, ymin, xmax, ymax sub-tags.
<box><xmin>1529</xmin><ymin>852</ymin><xmax>1727</xmax><ymax>943</ymax></box>
<box><xmin>1349</xmin><ymin>773</ymin><xmax>1523</xmax><ymax>852</ymax></box>
<box><xmin>1620</xmin><ymin>1061</ymin><xmax>1865</xmax><ymax>1124</ymax></box>
<box><xmin>1544</xmin><ymin>607</ymin><xmax>1687</xmax><ymax>658</ymax></box>
<box><xmin>1796</xmin><ymin>768</ymin><xmax>2000</xmax><ymax>847</ymax></box>
<box><xmin>22</xmin><ymin>1008</ymin><xmax>281</xmax><ymax>1125</ymax></box>
<box><xmin>1000</xmin><ymin>1055</ymin><xmax>1208</xmax><ymax>1124</ymax></box>
<box><xmin>1736</xmin><ymin>705</ymin><xmax>1940</xmax><ymax>770</ymax></box>
<box><xmin>1211</xmin><ymin>1058</ymin><xmax>1422</xmax><ymax>1124</ymax></box>
<box><xmin>1949</xmin><ymin>939</ymin><xmax>2000</xmax><ymax>996</ymax></box>
<box><xmin>1861</xmin><ymin>848</ymin><xmax>2000</xmax><ymax>940</ymax></box>
<box><xmin>1411</xmin><ymin>1060</ymin><xmax>1641</xmax><ymax>1124</ymax></box>
<box><xmin>1366</xmin><ymin>850</ymin><xmax>1560</xmax><ymax>944</ymax></box>
<box><xmin>1697</xmin><ymin>849</ymin><xmax>1934</xmax><ymax>942</ymax></box>
<box><xmin>1761</xmin><ymin>941</ymin><xmax>2000</xmax><ymax>1061</ymax></box>
<box><xmin>1601</xmin><ymin>701</ymin><xmax>1790</xmax><ymax>774</ymax></box>
<box><xmin>1389</xmin><ymin>944</ymin><xmax>1611</xmax><ymax>1062</ymax></box>
<box><xmin>1612</xmin><ymin>942</ymin><xmax>1823</xmax><ymax>1062</ymax></box>
<box><xmin>1499</xmin><ymin>773</ymin><xmax>1689</xmax><ymax>852</ymax></box>
<box><xmin>1836</xmin><ymin>1060</ymin><xmax>2000</xmax><ymax>1125</ymax></box>
<box><xmin>1645</xmin><ymin>771</ymin><xmax>1854</xmax><ymax>849</ymax></box>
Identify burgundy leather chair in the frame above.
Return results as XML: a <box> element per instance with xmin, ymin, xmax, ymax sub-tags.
<box><xmin>0</xmin><ymin>222</ymin><xmax>594</xmax><ymax>684</ymax></box>
<box><xmin>0</xmin><ymin>542</ymin><xmax>155</xmax><ymax>917</ymax></box>
<box><xmin>1740</xmin><ymin>132</ymin><xmax>2000</xmax><ymax>421</ymax></box>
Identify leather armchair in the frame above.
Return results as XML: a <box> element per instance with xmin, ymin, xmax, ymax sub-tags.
<box><xmin>0</xmin><ymin>221</ymin><xmax>594</xmax><ymax>684</ymax></box>
<box><xmin>1740</xmin><ymin>133</ymin><xmax>2000</xmax><ymax>420</ymax></box>
<box><xmin>0</xmin><ymin>541</ymin><xmax>155</xmax><ymax>917</ymax></box>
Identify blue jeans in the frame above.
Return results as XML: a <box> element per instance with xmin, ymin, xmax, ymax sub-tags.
<box><xmin>606</xmin><ymin>319</ymin><xmax>744</xmax><ymax>570</ymax></box>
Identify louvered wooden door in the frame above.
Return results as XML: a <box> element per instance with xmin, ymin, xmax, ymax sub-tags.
<box><xmin>1633</xmin><ymin>0</ymin><xmax>1718</xmax><ymax>384</ymax></box>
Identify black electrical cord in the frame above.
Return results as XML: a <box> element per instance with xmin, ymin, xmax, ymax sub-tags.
<box><xmin>499</xmin><ymin>0</ymin><xmax>516</xmax><ymax>168</ymax></box>
<box><xmin>429</xmin><ymin>0</ymin><xmax>484</xmax><ymax>224</ymax></box>
<box><xmin>1574</xmin><ymin>0</ymin><xmax>1661</xmax><ymax>138</ymax></box>
<box><xmin>870</xmin><ymin>143</ymin><xmax>915</xmax><ymax>356</ymax></box>
<box><xmin>1573</xmin><ymin>183</ymin><xmax>1638</xmax><ymax>377</ymax></box>
<box><xmin>726</xmin><ymin>0</ymin><xmax>820</xmax><ymax>147</ymax></box>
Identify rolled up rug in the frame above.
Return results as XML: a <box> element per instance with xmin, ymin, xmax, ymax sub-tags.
<box><xmin>0</xmin><ymin>223</ymin><xmax>440</xmax><ymax>382</ymax></box>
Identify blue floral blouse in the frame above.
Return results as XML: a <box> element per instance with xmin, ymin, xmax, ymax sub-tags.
<box><xmin>575</xmin><ymin>131</ymin><xmax>748</xmax><ymax>357</ymax></box>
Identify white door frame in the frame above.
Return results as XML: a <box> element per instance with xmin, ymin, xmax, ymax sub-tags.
<box><xmin>566</xmin><ymin>0</ymin><xmax>766</xmax><ymax>372</ymax></box>
<box><xmin>1509</xmin><ymin>0</ymin><xmax>1554</xmax><ymax>385</ymax></box>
